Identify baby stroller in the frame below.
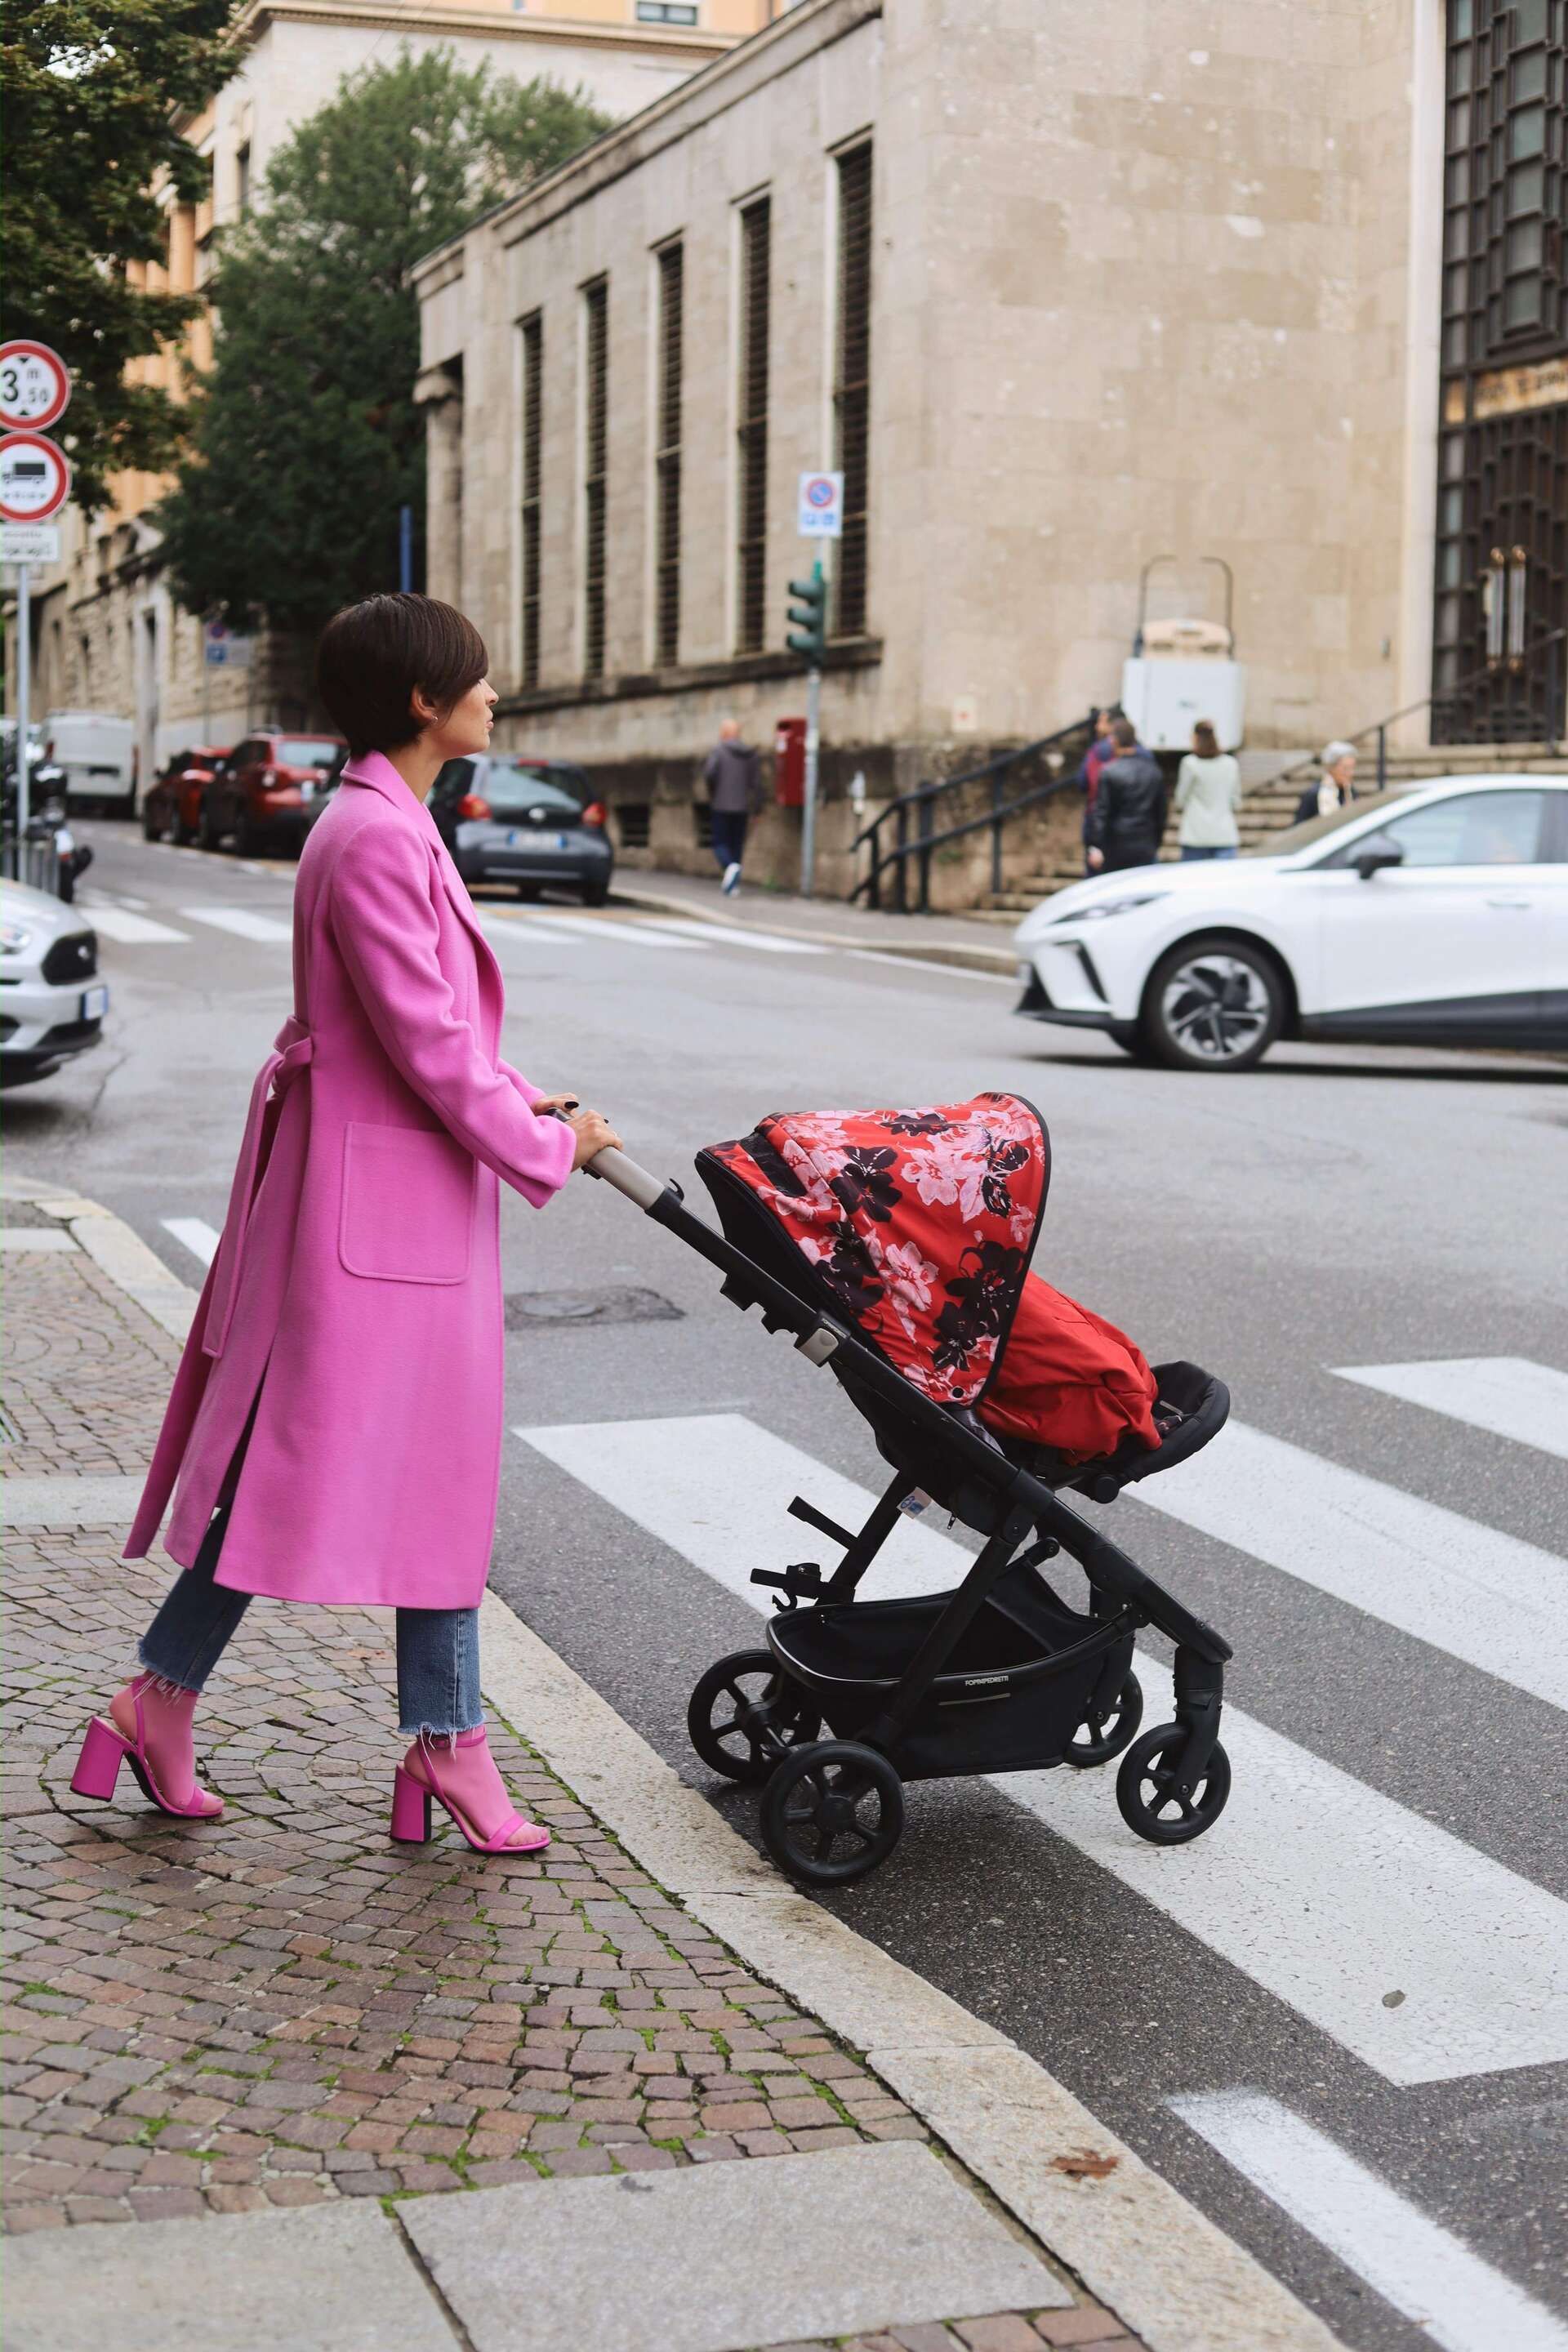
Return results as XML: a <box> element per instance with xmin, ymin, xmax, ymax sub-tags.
<box><xmin>587</xmin><ymin>1091</ymin><xmax>1232</xmax><ymax>1886</ymax></box>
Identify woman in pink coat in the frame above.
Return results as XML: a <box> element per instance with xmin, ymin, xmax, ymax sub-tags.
<box><xmin>71</xmin><ymin>595</ymin><xmax>620</xmax><ymax>1855</ymax></box>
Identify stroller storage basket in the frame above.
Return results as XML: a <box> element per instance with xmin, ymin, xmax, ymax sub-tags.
<box><xmin>766</xmin><ymin>1573</ymin><xmax>1134</xmax><ymax>1782</ymax></box>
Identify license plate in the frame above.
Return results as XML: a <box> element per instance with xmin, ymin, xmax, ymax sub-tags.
<box><xmin>557</xmin><ymin>833</ymin><xmax>570</xmax><ymax>849</ymax></box>
<box><xmin>81</xmin><ymin>985</ymin><xmax>109</xmax><ymax>1019</ymax></box>
<box><xmin>301</xmin><ymin>780</ymin><xmax>314</xmax><ymax>801</ymax></box>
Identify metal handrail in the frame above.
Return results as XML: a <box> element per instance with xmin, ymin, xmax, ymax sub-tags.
<box><xmin>1257</xmin><ymin>626</ymin><xmax>1566</xmax><ymax>803</ymax></box>
<box><xmin>851</xmin><ymin>710</ymin><xmax>1097</xmax><ymax>911</ymax></box>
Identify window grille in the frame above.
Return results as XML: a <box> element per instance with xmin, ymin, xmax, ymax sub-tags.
<box><xmin>833</xmin><ymin>143</ymin><xmax>873</xmax><ymax>638</ymax></box>
<box><xmin>582</xmin><ymin>278</ymin><xmax>608</xmax><ymax>681</ymax></box>
<box><xmin>655</xmin><ymin>244</ymin><xmax>684</xmax><ymax>668</ymax></box>
<box><xmin>519</xmin><ymin>314</ymin><xmax>543</xmax><ymax>690</ymax></box>
<box><xmin>736</xmin><ymin>198</ymin><xmax>771</xmax><ymax>654</ymax></box>
<box><xmin>617</xmin><ymin>802</ymin><xmax>651</xmax><ymax>849</ymax></box>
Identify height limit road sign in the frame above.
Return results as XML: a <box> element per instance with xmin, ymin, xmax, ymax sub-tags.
<box><xmin>0</xmin><ymin>341</ymin><xmax>72</xmax><ymax>434</ymax></box>
<box><xmin>0</xmin><ymin>431</ymin><xmax>71</xmax><ymax>523</ymax></box>
<box><xmin>797</xmin><ymin>470</ymin><xmax>844</xmax><ymax>538</ymax></box>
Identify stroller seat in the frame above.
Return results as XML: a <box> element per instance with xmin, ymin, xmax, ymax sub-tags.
<box><xmin>1012</xmin><ymin>1360</ymin><xmax>1231</xmax><ymax>1503</ymax></box>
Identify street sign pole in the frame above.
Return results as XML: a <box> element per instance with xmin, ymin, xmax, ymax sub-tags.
<box><xmin>15</xmin><ymin>559</ymin><xmax>30</xmax><ymax>838</ymax></box>
<box><xmin>792</xmin><ymin>472</ymin><xmax>841</xmax><ymax>902</ymax></box>
<box><xmin>802</xmin><ymin>612</ymin><xmax>822</xmax><ymax>899</ymax></box>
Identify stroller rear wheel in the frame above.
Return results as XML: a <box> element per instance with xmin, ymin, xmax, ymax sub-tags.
<box><xmin>760</xmin><ymin>1740</ymin><xmax>904</xmax><ymax>1886</ymax></box>
<box><xmin>687</xmin><ymin>1650</ymin><xmax>821</xmax><ymax>1785</ymax></box>
<box><xmin>1116</xmin><ymin>1722</ymin><xmax>1231</xmax><ymax>1843</ymax></box>
<box><xmin>1067</xmin><ymin>1671</ymin><xmax>1143</xmax><ymax>1767</ymax></box>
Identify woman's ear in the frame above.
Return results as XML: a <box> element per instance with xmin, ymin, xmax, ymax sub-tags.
<box><xmin>408</xmin><ymin>684</ymin><xmax>438</xmax><ymax>730</ymax></box>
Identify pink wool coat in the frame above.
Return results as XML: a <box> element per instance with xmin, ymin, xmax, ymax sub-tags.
<box><xmin>125</xmin><ymin>751</ymin><xmax>577</xmax><ymax>1608</ymax></box>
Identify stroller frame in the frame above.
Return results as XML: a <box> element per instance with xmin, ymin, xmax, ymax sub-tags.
<box><xmin>589</xmin><ymin>1143</ymin><xmax>1233</xmax><ymax>1885</ymax></box>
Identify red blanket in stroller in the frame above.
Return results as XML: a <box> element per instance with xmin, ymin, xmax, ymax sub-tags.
<box><xmin>700</xmin><ymin>1092</ymin><xmax>1159</xmax><ymax>1467</ymax></box>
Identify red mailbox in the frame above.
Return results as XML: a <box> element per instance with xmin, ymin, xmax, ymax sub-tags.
<box><xmin>773</xmin><ymin>715</ymin><xmax>806</xmax><ymax>808</ymax></box>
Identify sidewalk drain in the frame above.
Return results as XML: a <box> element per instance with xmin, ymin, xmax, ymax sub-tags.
<box><xmin>505</xmin><ymin>1285</ymin><xmax>683</xmax><ymax>1330</ymax></box>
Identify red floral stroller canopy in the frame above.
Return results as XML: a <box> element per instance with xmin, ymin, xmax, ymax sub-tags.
<box><xmin>697</xmin><ymin>1092</ymin><xmax>1049</xmax><ymax>1408</ymax></box>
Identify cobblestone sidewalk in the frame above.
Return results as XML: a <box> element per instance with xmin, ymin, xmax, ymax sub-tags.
<box><xmin>2</xmin><ymin>1205</ymin><xmax>1143</xmax><ymax>2351</ymax></box>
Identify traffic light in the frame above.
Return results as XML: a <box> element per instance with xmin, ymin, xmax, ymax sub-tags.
<box><xmin>786</xmin><ymin>568</ymin><xmax>827</xmax><ymax>665</ymax></box>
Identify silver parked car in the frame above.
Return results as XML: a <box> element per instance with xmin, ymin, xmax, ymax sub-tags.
<box><xmin>0</xmin><ymin>878</ymin><xmax>107</xmax><ymax>1088</ymax></box>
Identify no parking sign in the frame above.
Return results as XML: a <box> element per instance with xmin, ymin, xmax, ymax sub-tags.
<box><xmin>797</xmin><ymin>470</ymin><xmax>844</xmax><ymax>538</ymax></box>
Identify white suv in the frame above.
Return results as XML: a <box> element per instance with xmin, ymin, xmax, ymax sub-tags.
<box><xmin>1014</xmin><ymin>775</ymin><xmax>1568</xmax><ymax>1071</ymax></box>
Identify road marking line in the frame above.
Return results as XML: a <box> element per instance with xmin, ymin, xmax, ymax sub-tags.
<box><xmin>526</xmin><ymin>912</ymin><xmax>708</xmax><ymax>951</ymax></box>
<box><xmin>1332</xmin><ymin>1356</ymin><xmax>1568</xmax><ymax>1463</ymax></box>
<box><xmin>637</xmin><ymin>916</ymin><xmax>825</xmax><ymax>955</ymax></box>
<box><xmin>1168</xmin><ymin>2090</ymin><xmax>1568</xmax><ymax>2352</ymax></box>
<box><xmin>160</xmin><ymin>1217</ymin><xmax>221</xmax><ymax>1268</ymax></box>
<box><xmin>848</xmin><ymin>949</ymin><xmax>1015</xmax><ymax>982</ymax></box>
<box><xmin>80</xmin><ymin>907</ymin><xmax>190</xmax><ymax>945</ymax></box>
<box><xmin>1131</xmin><ymin>1420</ymin><xmax>1568</xmax><ymax>1713</ymax></box>
<box><xmin>514</xmin><ymin>1410</ymin><xmax>1568</xmax><ymax>2085</ymax></box>
<box><xmin>178</xmin><ymin>906</ymin><xmax>294</xmax><ymax>943</ymax></box>
<box><xmin>477</xmin><ymin>913</ymin><xmax>583</xmax><ymax>953</ymax></box>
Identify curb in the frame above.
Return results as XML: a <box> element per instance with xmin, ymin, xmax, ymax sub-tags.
<box><xmin>608</xmin><ymin>883</ymin><xmax>1020</xmax><ymax>977</ymax></box>
<box><xmin>11</xmin><ymin>1183</ymin><xmax>1345</xmax><ymax>2352</ymax></box>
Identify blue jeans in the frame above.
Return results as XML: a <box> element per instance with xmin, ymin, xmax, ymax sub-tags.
<box><xmin>137</xmin><ymin>1504</ymin><xmax>483</xmax><ymax>1736</ymax></box>
<box><xmin>710</xmin><ymin>809</ymin><xmax>748</xmax><ymax>872</ymax></box>
<box><xmin>1179</xmin><ymin>844</ymin><xmax>1238</xmax><ymax>861</ymax></box>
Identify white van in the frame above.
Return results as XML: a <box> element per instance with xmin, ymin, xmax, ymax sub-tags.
<box><xmin>46</xmin><ymin>711</ymin><xmax>137</xmax><ymax>815</ymax></box>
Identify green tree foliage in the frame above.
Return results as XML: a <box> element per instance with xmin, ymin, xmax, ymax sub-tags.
<box><xmin>2</xmin><ymin>0</ymin><xmax>239</xmax><ymax>511</ymax></box>
<box><xmin>158</xmin><ymin>49</ymin><xmax>611</xmax><ymax>633</ymax></box>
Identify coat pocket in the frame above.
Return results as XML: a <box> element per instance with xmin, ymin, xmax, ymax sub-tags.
<box><xmin>340</xmin><ymin>1122</ymin><xmax>477</xmax><ymax>1285</ymax></box>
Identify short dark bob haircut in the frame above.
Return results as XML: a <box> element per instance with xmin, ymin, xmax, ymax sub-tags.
<box><xmin>315</xmin><ymin>594</ymin><xmax>488</xmax><ymax>760</ymax></box>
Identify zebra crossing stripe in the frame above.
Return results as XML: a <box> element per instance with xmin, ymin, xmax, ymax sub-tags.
<box><xmin>160</xmin><ymin>1218</ymin><xmax>220</xmax><ymax>1269</ymax></box>
<box><xmin>1169</xmin><ymin>2091</ymin><xmax>1568</xmax><ymax>2352</ymax></box>
<box><xmin>635</xmin><ymin>916</ymin><xmax>826</xmax><ymax>955</ymax></box>
<box><xmin>1332</xmin><ymin>1356</ymin><xmax>1568</xmax><ymax>1463</ymax></box>
<box><xmin>178</xmin><ymin>906</ymin><xmax>294</xmax><ymax>943</ymax></box>
<box><xmin>82</xmin><ymin>907</ymin><xmax>190</xmax><ymax>945</ymax></box>
<box><xmin>514</xmin><ymin>1410</ymin><xmax>1568</xmax><ymax>2086</ymax></box>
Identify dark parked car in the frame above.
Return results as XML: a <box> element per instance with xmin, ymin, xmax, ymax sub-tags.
<box><xmin>429</xmin><ymin>755</ymin><xmax>612</xmax><ymax>904</ymax></box>
<box><xmin>200</xmin><ymin>731</ymin><xmax>346</xmax><ymax>856</ymax></box>
<box><xmin>142</xmin><ymin>746</ymin><xmax>231</xmax><ymax>845</ymax></box>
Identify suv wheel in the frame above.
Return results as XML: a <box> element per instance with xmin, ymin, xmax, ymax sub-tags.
<box><xmin>1145</xmin><ymin>938</ymin><xmax>1283</xmax><ymax>1071</ymax></box>
<box><xmin>200</xmin><ymin>798</ymin><xmax>225</xmax><ymax>851</ymax></box>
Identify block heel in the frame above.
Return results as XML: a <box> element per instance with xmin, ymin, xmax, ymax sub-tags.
<box><xmin>70</xmin><ymin>1717</ymin><xmax>128</xmax><ymax>1802</ymax></box>
<box><xmin>390</xmin><ymin>1766</ymin><xmax>432</xmax><ymax>1843</ymax></box>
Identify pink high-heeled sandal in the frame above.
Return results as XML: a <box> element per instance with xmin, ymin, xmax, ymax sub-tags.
<box><xmin>70</xmin><ymin>1675</ymin><xmax>224</xmax><ymax>1820</ymax></box>
<box><xmin>390</xmin><ymin>1726</ymin><xmax>549</xmax><ymax>1855</ymax></box>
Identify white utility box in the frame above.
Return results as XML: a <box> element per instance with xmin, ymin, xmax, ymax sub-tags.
<box><xmin>1120</xmin><ymin>617</ymin><xmax>1246</xmax><ymax>751</ymax></box>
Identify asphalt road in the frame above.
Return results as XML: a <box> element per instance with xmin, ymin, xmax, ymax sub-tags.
<box><xmin>10</xmin><ymin>819</ymin><xmax>1567</xmax><ymax>2352</ymax></box>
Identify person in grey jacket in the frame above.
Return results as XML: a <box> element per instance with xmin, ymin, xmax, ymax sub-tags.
<box><xmin>702</xmin><ymin>720</ymin><xmax>764</xmax><ymax>893</ymax></box>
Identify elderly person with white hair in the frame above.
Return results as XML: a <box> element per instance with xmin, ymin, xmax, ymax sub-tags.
<box><xmin>1294</xmin><ymin>741</ymin><xmax>1358</xmax><ymax>826</ymax></box>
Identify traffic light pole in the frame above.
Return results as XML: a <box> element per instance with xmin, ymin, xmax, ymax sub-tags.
<box><xmin>800</xmin><ymin>652</ymin><xmax>822</xmax><ymax>898</ymax></box>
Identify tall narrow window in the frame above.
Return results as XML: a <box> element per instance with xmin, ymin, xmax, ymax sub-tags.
<box><xmin>833</xmin><ymin>144</ymin><xmax>873</xmax><ymax>638</ymax></box>
<box><xmin>519</xmin><ymin>313</ymin><xmax>543</xmax><ymax>689</ymax></box>
<box><xmin>581</xmin><ymin>278</ymin><xmax>608</xmax><ymax>681</ymax></box>
<box><xmin>735</xmin><ymin>197</ymin><xmax>771</xmax><ymax>654</ymax></box>
<box><xmin>654</xmin><ymin>243</ymin><xmax>684</xmax><ymax>669</ymax></box>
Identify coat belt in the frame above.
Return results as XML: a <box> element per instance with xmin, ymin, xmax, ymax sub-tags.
<box><xmin>203</xmin><ymin>1015</ymin><xmax>314</xmax><ymax>1360</ymax></box>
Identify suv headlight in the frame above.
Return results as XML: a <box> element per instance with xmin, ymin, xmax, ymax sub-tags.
<box><xmin>1</xmin><ymin>921</ymin><xmax>36</xmax><ymax>955</ymax></box>
<box><xmin>1052</xmin><ymin>892</ymin><xmax>1169</xmax><ymax>925</ymax></box>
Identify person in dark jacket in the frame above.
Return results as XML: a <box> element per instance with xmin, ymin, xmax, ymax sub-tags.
<box><xmin>1293</xmin><ymin>740</ymin><xmax>1358</xmax><ymax>826</ymax></box>
<box><xmin>702</xmin><ymin>719</ymin><xmax>764</xmax><ymax>894</ymax></box>
<box><xmin>1073</xmin><ymin>707</ymin><xmax>1119</xmax><ymax>873</ymax></box>
<box><xmin>1085</xmin><ymin>718</ymin><xmax>1166</xmax><ymax>873</ymax></box>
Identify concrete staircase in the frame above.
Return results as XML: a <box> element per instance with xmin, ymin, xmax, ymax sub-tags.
<box><xmin>979</xmin><ymin>740</ymin><xmax>1568</xmax><ymax>920</ymax></box>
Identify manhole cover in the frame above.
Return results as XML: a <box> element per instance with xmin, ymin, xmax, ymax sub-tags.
<box><xmin>505</xmin><ymin>1286</ymin><xmax>683</xmax><ymax>1331</ymax></box>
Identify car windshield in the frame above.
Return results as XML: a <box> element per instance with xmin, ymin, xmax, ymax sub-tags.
<box><xmin>276</xmin><ymin>739</ymin><xmax>341</xmax><ymax>769</ymax></box>
<box><xmin>479</xmin><ymin>762</ymin><xmax>586</xmax><ymax>818</ymax></box>
<box><xmin>1243</xmin><ymin>788</ymin><xmax>1414</xmax><ymax>858</ymax></box>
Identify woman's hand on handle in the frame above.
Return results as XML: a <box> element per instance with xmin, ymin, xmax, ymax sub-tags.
<box><xmin>566</xmin><ymin>1107</ymin><xmax>621</xmax><ymax>1171</ymax></box>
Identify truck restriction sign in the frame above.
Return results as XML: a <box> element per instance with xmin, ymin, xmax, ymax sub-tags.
<box><xmin>0</xmin><ymin>343</ymin><xmax>72</xmax><ymax>433</ymax></box>
<box><xmin>0</xmin><ymin>432</ymin><xmax>71</xmax><ymax>523</ymax></box>
<box><xmin>797</xmin><ymin>470</ymin><xmax>844</xmax><ymax>538</ymax></box>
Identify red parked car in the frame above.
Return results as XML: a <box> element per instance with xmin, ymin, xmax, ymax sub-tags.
<box><xmin>200</xmin><ymin>730</ymin><xmax>347</xmax><ymax>856</ymax></box>
<box><xmin>141</xmin><ymin>746</ymin><xmax>232</xmax><ymax>846</ymax></box>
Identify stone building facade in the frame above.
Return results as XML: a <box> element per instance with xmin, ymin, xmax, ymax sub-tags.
<box><xmin>413</xmin><ymin>0</ymin><xmax>1567</xmax><ymax>902</ymax></box>
<box><xmin>9</xmin><ymin>0</ymin><xmax>779</xmax><ymax>787</ymax></box>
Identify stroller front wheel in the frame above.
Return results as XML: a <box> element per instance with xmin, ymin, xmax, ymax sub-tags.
<box><xmin>687</xmin><ymin>1650</ymin><xmax>822</xmax><ymax>1785</ymax></box>
<box><xmin>760</xmin><ymin>1740</ymin><xmax>905</xmax><ymax>1886</ymax></box>
<box><xmin>1116</xmin><ymin>1722</ymin><xmax>1231</xmax><ymax>1844</ymax></box>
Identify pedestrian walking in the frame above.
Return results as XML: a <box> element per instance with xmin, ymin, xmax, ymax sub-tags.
<box><xmin>702</xmin><ymin>718</ymin><xmax>764</xmax><ymax>894</ymax></box>
<box><xmin>1172</xmin><ymin>719</ymin><xmax>1242</xmax><ymax>860</ymax></box>
<box><xmin>1294</xmin><ymin>739</ymin><xmax>1359</xmax><ymax>825</ymax></box>
<box><xmin>73</xmin><ymin>594</ymin><xmax>621</xmax><ymax>1855</ymax></box>
<box><xmin>1073</xmin><ymin>707</ymin><xmax>1120</xmax><ymax>874</ymax></box>
<box><xmin>1085</xmin><ymin>717</ymin><xmax>1168</xmax><ymax>874</ymax></box>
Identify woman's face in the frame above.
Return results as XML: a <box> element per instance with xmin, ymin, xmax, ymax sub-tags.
<box><xmin>421</xmin><ymin>675</ymin><xmax>497</xmax><ymax>759</ymax></box>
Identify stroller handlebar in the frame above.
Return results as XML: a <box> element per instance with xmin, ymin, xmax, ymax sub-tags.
<box><xmin>583</xmin><ymin>1146</ymin><xmax>668</xmax><ymax>1212</ymax></box>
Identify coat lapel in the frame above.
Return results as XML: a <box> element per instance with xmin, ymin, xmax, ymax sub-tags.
<box><xmin>340</xmin><ymin>754</ymin><xmax>505</xmax><ymax>1049</ymax></box>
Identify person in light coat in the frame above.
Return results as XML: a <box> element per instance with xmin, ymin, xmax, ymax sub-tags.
<box><xmin>70</xmin><ymin>595</ymin><xmax>621</xmax><ymax>1856</ymax></box>
<box><xmin>1172</xmin><ymin>719</ymin><xmax>1242</xmax><ymax>860</ymax></box>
